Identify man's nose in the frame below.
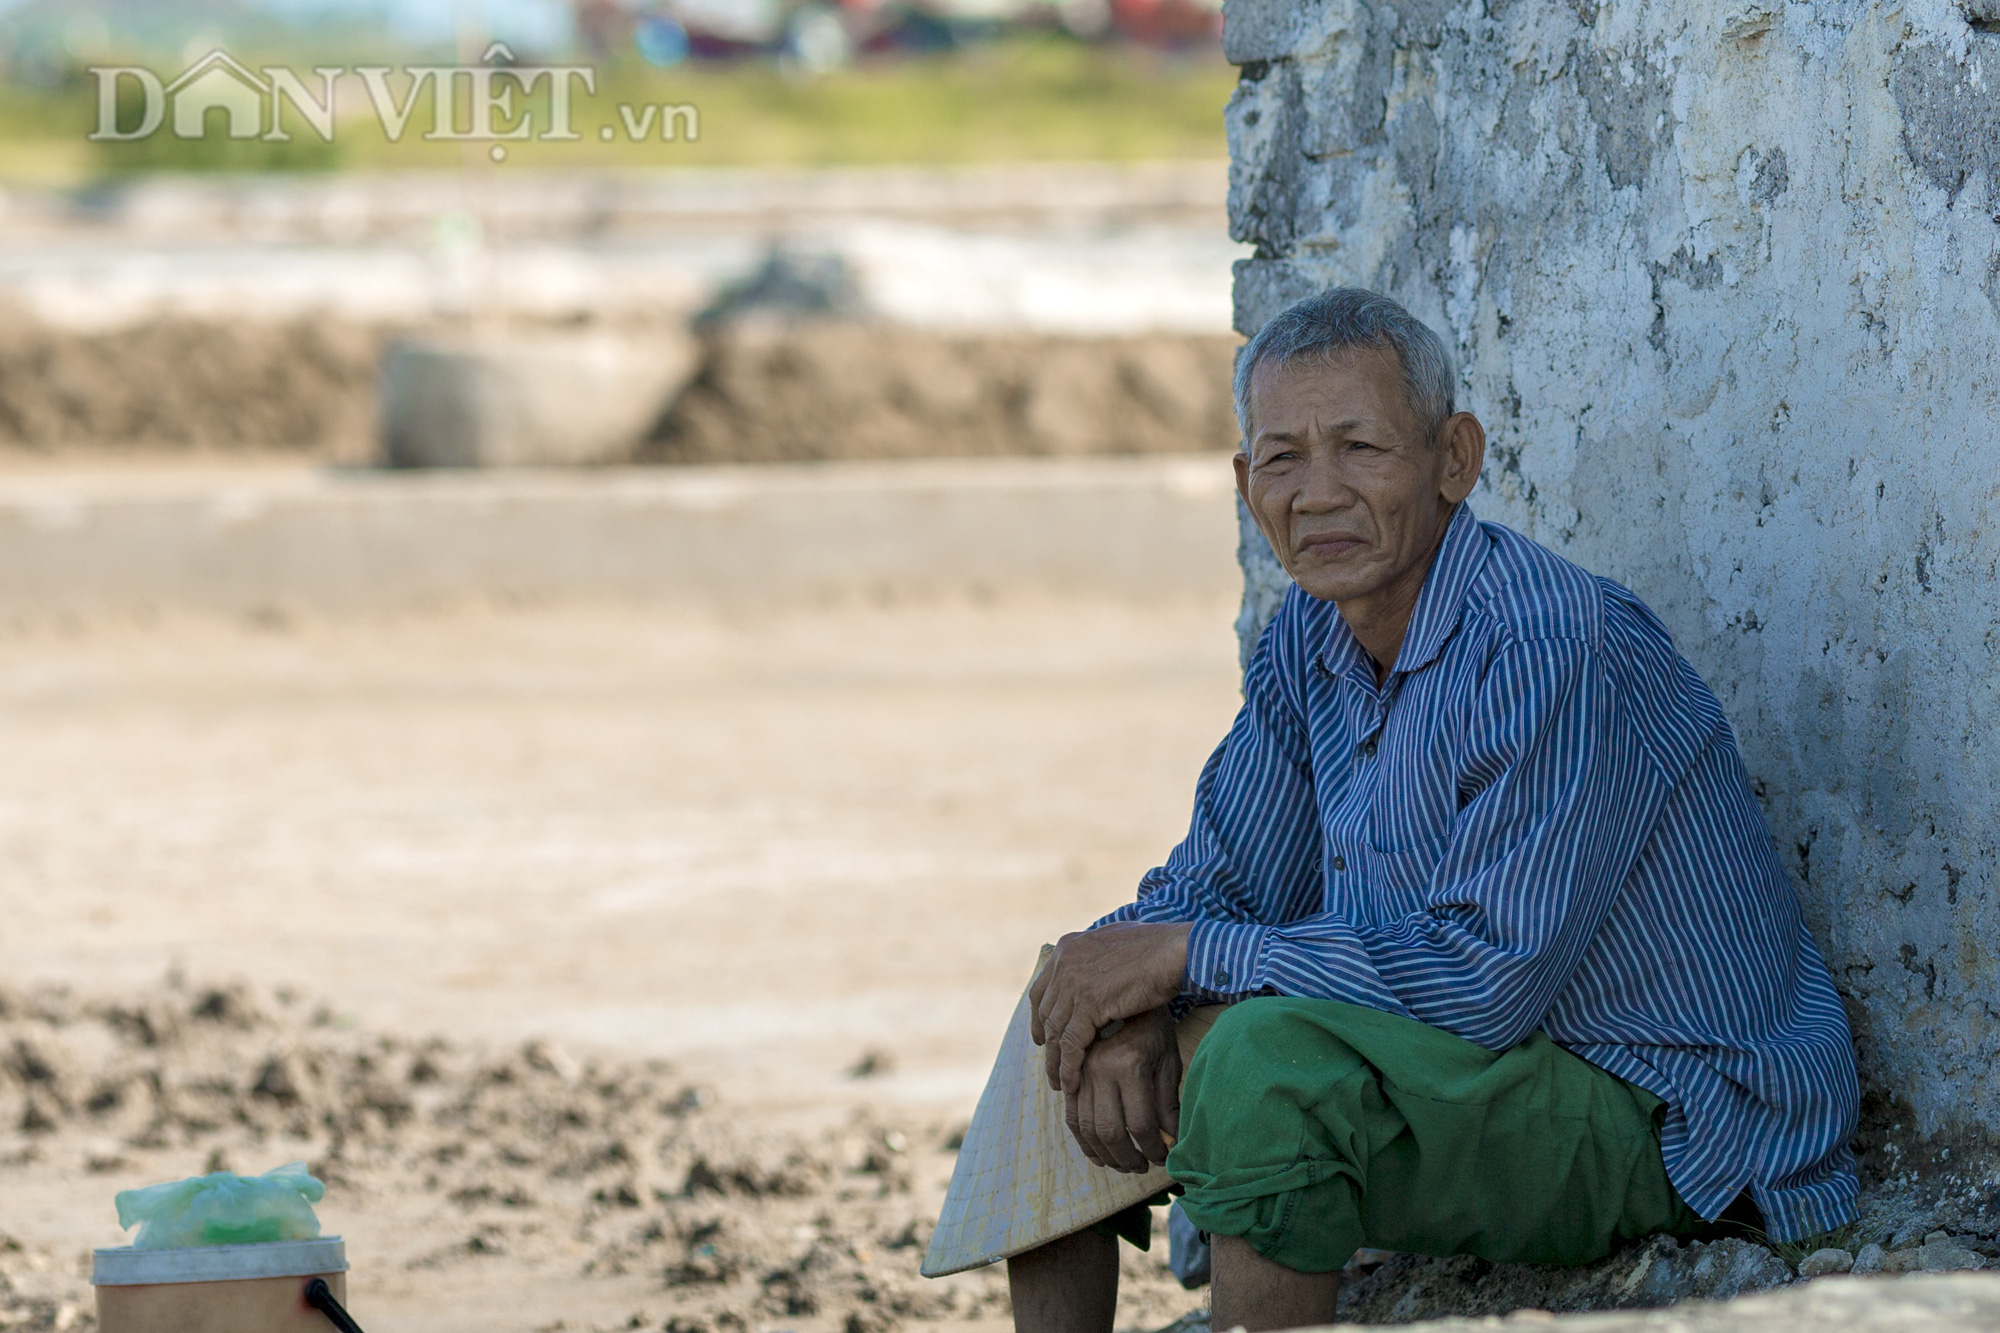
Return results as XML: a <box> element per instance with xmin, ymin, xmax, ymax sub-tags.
<box><xmin>1292</xmin><ymin>451</ymin><xmax>1349</xmax><ymax>511</ymax></box>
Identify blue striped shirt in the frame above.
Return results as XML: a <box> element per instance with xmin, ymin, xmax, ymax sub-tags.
<box><xmin>1099</xmin><ymin>504</ymin><xmax>1858</xmax><ymax>1241</ymax></box>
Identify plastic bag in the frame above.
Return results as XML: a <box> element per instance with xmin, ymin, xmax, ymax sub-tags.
<box><xmin>115</xmin><ymin>1161</ymin><xmax>325</xmax><ymax>1250</ymax></box>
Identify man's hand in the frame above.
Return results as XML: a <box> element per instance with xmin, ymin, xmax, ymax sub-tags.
<box><xmin>1029</xmin><ymin>921</ymin><xmax>1191</xmax><ymax>1096</ymax></box>
<box><xmin>1065</xmin><ymin>1006</ymin><xmax>1182</xmax><ymax>1173</ymax></box>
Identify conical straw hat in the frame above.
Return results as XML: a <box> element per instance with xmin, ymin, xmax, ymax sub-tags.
<box><xmin>922</xmin><ymin>947</ymin><xmax>1172</xmax><ymax>1278</ymax></box>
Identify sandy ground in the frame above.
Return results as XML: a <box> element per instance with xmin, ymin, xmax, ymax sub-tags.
<box><xmin>0</xmin><ymin>593</ymin><xmax>1243</xmax><ymax>1332</ymax></box>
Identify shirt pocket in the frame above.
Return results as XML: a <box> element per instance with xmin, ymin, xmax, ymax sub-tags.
<box><xmin>1361</xmin><ymin>834</ymin><xmax>1447</xmax><ymax>917</ymax></box>
<box><xmin>1366</xmin><ymin>768</ymin><xmax>1456</xmax><ymax>853</ymax></box>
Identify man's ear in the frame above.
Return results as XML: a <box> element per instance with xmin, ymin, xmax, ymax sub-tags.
<box><xmin>1437</xmin><ymin>413</ymin><xmax>1485</xmax><ymax>505</ymax></box>
<box><xmin>1233</xmin><ymin>449</ymin><xmax>1252</xmax><ymax>506</ymax></box>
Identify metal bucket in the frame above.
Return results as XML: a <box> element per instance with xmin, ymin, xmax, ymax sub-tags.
<box><xmin>92</xmin><ymin>1237</ymin><xmax>348</xmax><ymax>1333</ymax></box>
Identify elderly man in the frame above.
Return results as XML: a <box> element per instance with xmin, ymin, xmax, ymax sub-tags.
<box><xmin>943</xmin><ymin>288</ymin><xmax>1858</xmax><ymax>1332</ymax></box>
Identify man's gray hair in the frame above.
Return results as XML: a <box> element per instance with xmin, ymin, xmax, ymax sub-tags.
<box><xmin>1233</xmin><ymin>288</ymin><xmax>1457</xmax><ymax>442</ymax></box>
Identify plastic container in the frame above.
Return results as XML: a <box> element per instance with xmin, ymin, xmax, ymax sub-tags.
<box><xmin>92</xmin><ymin>1237</ymin><xmax>348</xmax><ymax>1333</ymax></box>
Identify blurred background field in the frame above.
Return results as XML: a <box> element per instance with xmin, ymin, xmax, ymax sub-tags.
<box><xmin>0</xmin><ymin>4</ymin><xmax>1247</xmax><ymax>1330</ymax></box>
<box><xmin>0</xmin><ymin>1</ymin><xmax>1236</xmax><ymax>184</ymax></box>
<box><xmin>1</xmin><ymin>41</ymin><xmax>1235</xmax><ymax>181</ymax></box>
<box><xmin>0</xmin><ymin>0</ymin><xmax>1245</xmax><ymax>464</ymax></box>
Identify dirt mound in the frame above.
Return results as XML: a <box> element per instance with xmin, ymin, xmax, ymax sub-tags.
<box><xmin>0</xmin><ymin>977</ymin><xmax>1055</xmax><ymax>1333</ymax></box>
<box><xmin>0</xmin><ymin>314</ymin><xmax>1239</xmax><ymax>465</ymax></box>
<box><xmin>1333</xmin><ymin>1234</ymin><xmax>1795</xmax><ymax>1323</ymax></box>
<box><xmin>0</xmin><ymin>316</ymin><xmax>381</xmax><ymax>458</ymax></box>
<box><xmin>646</xmin><ymin>323</ymin><xmax>1240</xmax><ymax>465</ymax></box>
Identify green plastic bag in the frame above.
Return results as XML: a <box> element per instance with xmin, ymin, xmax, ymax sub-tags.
<box><xmin>114</xmin><ymin>1162</ymin><xmax>325</xmax><ymax>1249</ymax></box>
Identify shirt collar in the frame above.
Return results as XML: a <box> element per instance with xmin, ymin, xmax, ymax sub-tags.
<box><xmin>1392</xmin><ymin>502</ymin><xmax>1488</xmax><ymax>676</ymax></box>
<box><xmin>1317</xmin><ymin>502</ymin><xmax>1489</xmax><ymax>684</ymax></box>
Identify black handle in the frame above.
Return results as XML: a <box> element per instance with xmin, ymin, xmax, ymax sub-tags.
<box><xmin>305</xmin><ymin>1277</ymin><xmax>369</xmax><ymax>1333</ymax></box>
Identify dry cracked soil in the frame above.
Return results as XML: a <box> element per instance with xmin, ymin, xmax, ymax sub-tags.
<box><xmin>0</xmin><ymin>593</ymin><xmax>1240</xmax><ymax>1333</ymax></box>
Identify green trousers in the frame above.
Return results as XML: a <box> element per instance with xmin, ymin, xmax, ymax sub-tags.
<box><xmin>1167</xmin><ymin>997</ymin><xmax>1704</xmax><ymax>1274</ymax></box>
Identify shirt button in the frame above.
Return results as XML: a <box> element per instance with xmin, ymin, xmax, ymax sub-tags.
<box><xmin>1360</xmin><ymin>738</ymin><xmax>1378</xmax><ymax>758</ymax></box>
<box><xmin>1213</xmin><ymin>968</ymin><xmax>1231</xmax><ymax>987</ymax></box>
<box><xmin>1332</xmin><ymin>855</ymin><xmax>1347</xmax><ymax>872</ymax></box>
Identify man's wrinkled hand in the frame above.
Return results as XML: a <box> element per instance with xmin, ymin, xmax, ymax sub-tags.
<box><xmin>1065</xmin><ymin>1006</ymin><xmax>1182</xmax><ymax>1173</ymax></box>
<box><xmin>1029</xmin><ymin>921</ymin><xmax>1191</xmax><ymax>1096</ymax></box>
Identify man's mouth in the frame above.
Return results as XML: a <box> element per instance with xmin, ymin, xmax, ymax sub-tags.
<box><xmin>1298</xmin><ymin>534</ymin><xmax>1364</xmax><ymax>560</ymax></box>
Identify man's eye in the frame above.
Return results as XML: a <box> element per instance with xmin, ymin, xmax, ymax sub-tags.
<box><xmin>1347</xmin><ymin>440</ymin><xmax>1376</xmax><ymax>451</ymax></box>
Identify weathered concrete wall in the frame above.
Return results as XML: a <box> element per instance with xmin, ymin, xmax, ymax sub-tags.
<box><xmin>1225</xmin><ymin>0</ymin><xmax>2000</xmax><ymax>1159</ymax></box>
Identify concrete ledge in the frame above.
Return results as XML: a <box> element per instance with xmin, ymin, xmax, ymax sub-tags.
<box><xmin>0</xmin><ymin>455</ymin><xmax>1241</xmax><ymax>615</ymax></box>
<box><xmin>3</xmin><ymin>163</ymin><xmax>1229</xmax><ymax>243</ymax></box>
<box><xmin>1325</xmin><ymin>1272</ymin><xmax>2000</xmax><ymax>1331</ymax></box>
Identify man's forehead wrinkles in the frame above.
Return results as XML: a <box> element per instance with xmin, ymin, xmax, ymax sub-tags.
<box><xmin>1253</xmin><ymin>415</ymin><xmax>1376</xmax><ymax>443</ymax></box>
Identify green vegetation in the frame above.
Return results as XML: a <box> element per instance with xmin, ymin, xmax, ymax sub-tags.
<box><xmin>0</xmin><ymin>37</ymin><xmax>1236</xmax><ymax>185</ymax></box>
<box><xmin>1762</xmin><ymin>1221</ymin><xmax>1885</xmax><ymax>1270</ymax></box>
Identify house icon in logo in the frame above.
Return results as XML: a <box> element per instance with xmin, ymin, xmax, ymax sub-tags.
<box><xmin>87</xmin><ymin>48</ymin><xmax>339</xmax><ymax>145</ymax></box>
<box><xmin>165</xmin><ymin>50</ymin><xmax>269</xmax><ymax>139</ymax></box>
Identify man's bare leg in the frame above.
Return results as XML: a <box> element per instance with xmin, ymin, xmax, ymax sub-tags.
<box><xmin>1209</xmin><ymin>1234</ymin><xmax>1342</xmax><ymax>1332</ymax></box>
<box><xmin>1007</xmin><ymin>1227</ymin><xmax>1119</xmax><ymax>1333</ymax></box>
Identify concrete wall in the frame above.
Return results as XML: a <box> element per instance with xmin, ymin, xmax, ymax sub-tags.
<box><xmin>1224</xmin><ymin>0</ymin><xmax>2000</xmax><ymax>1157</ymax></box>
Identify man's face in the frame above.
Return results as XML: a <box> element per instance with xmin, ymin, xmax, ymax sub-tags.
<box><xmin>1235</xmin><ymin>347</ymin><xmax>1474</xmax><ymax>606</ymax></box>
